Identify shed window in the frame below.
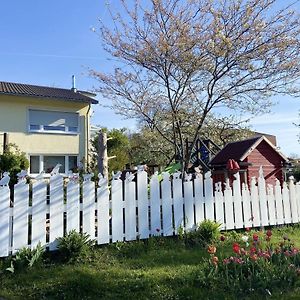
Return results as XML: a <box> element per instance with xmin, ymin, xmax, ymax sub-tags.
<box><xmin>28</xmin><ymin>109</ymin><xmax>79</xmax><ymax>134</ymax></box>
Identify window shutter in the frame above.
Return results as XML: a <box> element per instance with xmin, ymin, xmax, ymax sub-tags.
<box><xmin>29</xmin><ymin>110</ymin><xmax>78</xmax><ymax>127</ymax></box>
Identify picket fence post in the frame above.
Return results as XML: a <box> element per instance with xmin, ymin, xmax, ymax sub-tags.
<box><xmin>32</xmin><ymin>179</ymin><xmax>47</xmax><ymax>248</ymax></box>
<box><xmin>194</xmin><ymin>173</ymin><xmax>205</xmax><ymax>225</ymax></box>
<box><xmin>242</xmin><ymin>183</ymin><xmax>252</xmax><ymax>228</ymax></box>
<box><xmin>137</xmin><ymin>167</ymin><xmax>149</xmax><ymax>239</ymax></box>
<box><xmin>0</xmin><ymin>186</ymin><xmax>10</xmax><ymax>257</ymax></box>
<box><xmin>173</xmin><ymin>171</ymin><xmax>183</xmax><ymax>234</ymax></box>
<box><xmin>111</xmin><ymin>175</ymin><xmax>123</xmax><ymax>242</ymax></box>
<box><xmin>233</xmin><ymin>173</ymin><xmax>243</xmax><ymax>228</ymax></box>
<box><xmin>267</xmin><ymin>184</ymin><xmax>277</xmax><ymax>226</ymax></box>
<box><xmin>275</xmin><ymin>180</ymin><xmax>284</xmax><ymax>224</ymax></box>
<box><xmin>124</xmin><ymin>173</ymin><xmax>136</xmax><ymax>241</ymax></box>
<box><xmin>13</xmin><ymin>180</ymin><xmax>29</xmax><ymax>252</ymax></box>
<box><xmin>184</xmin><ymin>175</ymin><xmax>194</xmax><ymax>231</ymax></box>
<box><xmin>66</xmin><ymin>178</ymin><xmax>80</xmax><ymax>233</ymax></box>
<box><xmin>214</xmin><ymin>182</ymin><xmax>225</xmax><ymax>229</ymax></box>
<box><xmin>282</xmin><ymin>182</ymin><xmax>292</xmax><ymax>224</ymax></box>
<box><xmin>161</xmin><ymin>172</ymin><xmax>173</xmax><ymax>236</ymax></box>
<box><xmin>49</xmin><ymin>174</ymin><xmax>64</xmax><ymax>251</ymax></box>
<box><xmin>97</xmin><ymin>175</ymin><xmax>110</xmax><ymax>244</ymax></box>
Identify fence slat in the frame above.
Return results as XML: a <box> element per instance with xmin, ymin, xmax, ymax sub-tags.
<box><xmin>137</xmin><ymin>170</ymin><xmax>149</xmax><ymax>239</ymax></box>
<box><xmin>296</xmin><ymin>183</ymin><xmax>300</xmax><ymax>221</ymax></box>
<box><xmin>258</xmin><ymin>169</ymin><xmax>269</xmax><ymax>226</ymax></box>
<box><xmin>204</xmin><ymin>172</ymin><xmax>214</xmax><ymax>221</ymax></box>
<box><xmin>49</xmin><ymin>174</ymin><xmax>64</xmax><ymax>251</ymax></box>
<box><xmin>13</xmin><ymin>182</ymin><xmax>29</xmax><ymax>252</ymax></box>
<box><xmin>184</xmin><ymin>179</ymin><xmax>194</xmax><ymax>231</ymax></box>
<box><xmin>242</xmin><ymin>184</ymin><xmax>252</xmax><ymax>228</ymax></box>
<box><xmin>214</xmin><ymin>183</ymin><xmax>224</xmax><ymax>230</ymax></box>
<box><xmin>282</xmin><ymin>182</ymin><xmax>292</xmax><ymax>224</ymax></box>
<box><xmin>125</xmin><ymin>177</ymin><xmax>136</xmax><ymax>241</ymax></box>
<box><xmin>83</xmin><ymin>180</ymin><xmax>95</xmax><ymax>239</ymax></box>
<box><xmin>173</xmin><ymin>173</ymin><xmax>183</xmax><ymax>234</ymax></box>
<box><xmin>224</xmin><ymin>183</ymin><xmax>234</xmax><ymax>230</ymax></box>
<box><xmin>161</xmin><ymin>173</ymin><xmax>173</xmax><ymax>236</ymax></box>
<box><xmin>66</xmin><ymin>181</ymin><xmax>80</xmax><ymax>233</ymax></box>
<box><xmin>251</xmin><ymin>177</ymin><xmax>261</xmax><ymax>227</ymax></box>
<box><xmin>0</xmin><ymin>186</ymin><xmax>10</xmax><ymax>257</ymax></box>
<box><xmin>275</xmin><ymin>180</ymin><xmax>284</xmax><ymax>224</ymax></box>
<box><xmin>97</xmin><ymin>178</ymin><xmax>110</xmax><ymax>244</ymax></box>
<box><xmin>150</xmin><ymin>174</ymin><xmax>161</xmax><ymax>235</ymax></box>
<box><xmin>233</xmin><ymin>173</ymin><xmax>243</xmax><ymax>229</ymax></box>
<box><xmin>32</xmin><ymin>180</ymin><xmax>47</xmax><ymax>248</ymax></box>
<box><xmin>289</xmin><ymin>178</ymin><xmax>299</xmax><ymax>223</ymax></box>
<box><xmin>194</xmin><ymin>174</ymin><xmax>204</xmax><ymax>224</ymax></box>
<box><xmin>267</xmin><ymin>184</ymin><xmax>276</xmax><ymax>225</ymax></box>
<box><xmin>111</xmin><ymin>179</ymin><xmax>123</xmax><ymax>242</ymax></box>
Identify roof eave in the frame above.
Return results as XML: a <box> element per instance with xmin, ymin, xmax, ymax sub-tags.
<box><xmin>240</xmin><ymin>135</ymin><xmax>288</xmax><ymax>162</ymax></box>
<box><xmin>0</xmin><ymin>92</ymin><xmax>98</xmax><ymax>104</ymax></box>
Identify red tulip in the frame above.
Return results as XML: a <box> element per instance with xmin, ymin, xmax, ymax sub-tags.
<box><xmin>253</xmin><ymin>234</ymin><xmax>259</xmax><ymax>242</ymax></box>
<box><xmin>233</xmin><ymin>243</ymin><xmax>241</xmax><ymax>254</ymax></box>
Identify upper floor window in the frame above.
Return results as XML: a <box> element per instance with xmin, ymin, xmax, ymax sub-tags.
<box><xmin>28</xmin><ymin>109</ymin><xmax>79</xmax><ymax>134</ymax></box>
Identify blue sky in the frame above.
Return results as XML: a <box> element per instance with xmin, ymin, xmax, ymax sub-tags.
<box><xmin>0</xmin><ymin>1</ymin><xmax>299</xmax><ymax>156</ymax></box>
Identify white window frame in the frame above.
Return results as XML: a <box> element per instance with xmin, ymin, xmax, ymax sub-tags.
<box><xmin>29</xmin><ymin>154</ymin><xmax>79</xmax><ymax>176</ymax></box>
<box><xmin>27</xmin><ymin>108</ymin><xmax>80</xmax><ymax>135</ymax></box>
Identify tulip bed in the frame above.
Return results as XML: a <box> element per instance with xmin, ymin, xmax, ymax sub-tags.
<box><xmin>199</xmin><ymin>227</ymin><xmax>300</xmax><ymax>297</ymax></box>
<box><xmin>1</xmin><ymin>225</ymin><xmax>300</xmax><ymax>299</ymax></box>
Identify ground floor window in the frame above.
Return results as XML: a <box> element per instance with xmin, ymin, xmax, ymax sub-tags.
<box><xmin>29</xmin><ymin>155</ymin><xmax>78</xmax><ymax>174</ymax></box>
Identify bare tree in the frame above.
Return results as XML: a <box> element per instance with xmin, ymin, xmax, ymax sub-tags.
<box><xmin>91</xmin><ymin>0</ymin><xmax>300</xmax><ymax>171</ymax></box>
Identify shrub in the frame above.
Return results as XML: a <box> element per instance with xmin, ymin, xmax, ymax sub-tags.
<box><xmin>185</xmin><ymin>220</ymin><xmax>221</xmax><ymax>247</ymax></box>
<box><xmin>6</xmin><ymin>242</ymin><xmax>44</xmax><ymax>273</ymax></box>
<box><xmin>0</xmin><ymin>143</ymin><xmax>29</xmax><ymax>186</ymax></box>
<box><xmin>56</xmin><ymin>230</ymin><xmax>95</xmax><ymax>262</ymax></box>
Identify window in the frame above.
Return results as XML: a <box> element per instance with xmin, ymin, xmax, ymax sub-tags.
<box><xmin>29</xmin><ymin>155</ymin><xmax>78</xmax><ymax>174</ymax></box>
<box><xmin>28</xmin><ymin>109</ymin><xmax>79</xmax><ymax>134</ymax></box>
<box><xmin>30</xmin><ymin>156</ymin><xmax>39</xmax><ymax>173</ymax></box>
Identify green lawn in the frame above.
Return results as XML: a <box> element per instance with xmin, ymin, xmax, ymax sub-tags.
<box><xmin>1</xmin><ymin>225</ymin><xmax>300</xmax><ymax>300</ymax></box>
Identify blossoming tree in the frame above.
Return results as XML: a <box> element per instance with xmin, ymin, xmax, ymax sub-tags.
<box><xmin>92</xmin><ymin>0</ymin><xmax>300</xmax><ymax>171</ymax></box>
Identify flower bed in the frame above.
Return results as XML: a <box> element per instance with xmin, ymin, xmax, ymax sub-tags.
<box><xmin>199</xmin><ymin>228</ymin><xmax>300</xmax><ymax>296</ymax></box>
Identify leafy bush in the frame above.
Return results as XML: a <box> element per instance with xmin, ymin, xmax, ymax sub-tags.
<box><xmin>184</xmin><ymin>220</ymin><xmax>221</xmax><ymax>247</ymax></box>
<box><xmin>57</xmin><ymin>230</ymin><xmax>95</xmax><ymax>262</ymax></box>
<box><xmin>6</xmin><ymin>242</ymin><xmax>44</xmax><ymax>273</ymax></box>
<box><xmin>0</xmin><ymin>143</ymin><xmax>29</xmax><ymax>185</ymax></box>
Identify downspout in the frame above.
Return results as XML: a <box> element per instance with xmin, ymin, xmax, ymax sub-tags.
<box><xmin>86</xmin><ymin>103</ymin><xmax>91</xmax><ymax>170</ymax></box>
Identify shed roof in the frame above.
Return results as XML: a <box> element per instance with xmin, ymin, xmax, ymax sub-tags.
<box><xmin>0</xmin><ymin>81</ymin><xmax>98</xmax><ymax>104</ymax></box>
<box><xmin>210</xmin><ymin>136</ymin><xmax>288</xmax><ymax>166</ymax></box>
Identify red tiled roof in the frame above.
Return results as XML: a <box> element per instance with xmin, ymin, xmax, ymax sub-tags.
<box><xmin>210</xmin><ymin>136</ymin><xmax>262</xmax><ymax>165</ymax></box>
<box><xmin>0</xmin><ymin>81</ymin><xmax>98</xmax><ymax>104</ymax></box>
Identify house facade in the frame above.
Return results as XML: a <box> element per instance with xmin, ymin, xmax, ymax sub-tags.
<box><xmin>0</xmin><ymin>81</ymin><xmax>98</xmax><ymax>175</ymax></box>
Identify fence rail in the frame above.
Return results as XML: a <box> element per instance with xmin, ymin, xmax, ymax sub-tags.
<box><xmin>0</xmin><ymin>168</ymin><xmax>300</xmax><ymax>257</ymax></box>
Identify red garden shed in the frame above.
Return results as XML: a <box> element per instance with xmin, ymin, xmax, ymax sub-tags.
<box><xmin>209</xmin><ymin>136</ymin><xmax>289</xmax><ymax>187</ymax></box>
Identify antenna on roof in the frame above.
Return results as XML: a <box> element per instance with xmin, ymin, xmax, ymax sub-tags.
<box><xmin>71</xmin><ymin>75</ymin><xmax>77</xmax><ymax>93</ymax></box>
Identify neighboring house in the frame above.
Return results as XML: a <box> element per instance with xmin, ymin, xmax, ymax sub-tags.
<box><xmin>0</xmin><ymin>80</ymin><xmax>98</xmax><ymax>175</ymax></box>
<box><xmin>209</xmin><ymin>135</ymin><xmax>289</xmax><ymax>187</ymax></box>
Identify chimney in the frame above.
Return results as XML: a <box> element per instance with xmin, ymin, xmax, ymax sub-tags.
<box><xmin>71</xmin><ymin>75</ymin><xmax>77</xmax><ymax>93</ymax></box>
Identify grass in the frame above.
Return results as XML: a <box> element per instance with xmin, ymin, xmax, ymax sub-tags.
<box><xmin>1</xmin><ymin>225</ymin><xmax>300</xmax><ymax>299</ymax></box>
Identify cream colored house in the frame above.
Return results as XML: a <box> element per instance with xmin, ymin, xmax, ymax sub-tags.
<box><xmin>0</xmin><ymin>81</ymin><xmax>98</xmax><ymax>175</ymax></box>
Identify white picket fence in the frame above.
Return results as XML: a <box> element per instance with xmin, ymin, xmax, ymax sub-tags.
<box><xmin>0</xmin><ymin>168</ymin><xmax>300</xmax><ymax>257</ymax></box>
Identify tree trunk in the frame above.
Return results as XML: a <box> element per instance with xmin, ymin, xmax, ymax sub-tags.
<box><xmin>97</xmin><ymin>131</ymin><xmax>109</xmax><ymax>180</ymax></box>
